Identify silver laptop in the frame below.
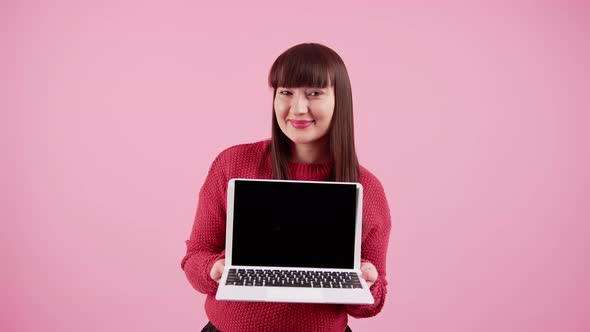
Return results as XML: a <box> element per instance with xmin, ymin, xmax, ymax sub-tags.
<box><xmin>215</xmin><ymin>178</ymin><xmax>374</xmax><ymax>304</ymax></box>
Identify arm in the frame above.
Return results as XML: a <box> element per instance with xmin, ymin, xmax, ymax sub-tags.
<box><xmin>180</xmin><ymin>153</ymin><xmax>228</xmax><ymax>296</ymax></box>
<box><xmin>345</xmin><ymin>179</ymin><xmax>392</xmax><ymax>318</ymax></box>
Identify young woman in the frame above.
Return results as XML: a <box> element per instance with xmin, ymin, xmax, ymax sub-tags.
<box><xmin>181</xmin><ymin>43</ymin><xmax>391</xmax><ymax>332</ymax></box>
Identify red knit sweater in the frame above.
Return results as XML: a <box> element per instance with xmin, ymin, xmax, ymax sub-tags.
<box><xmin>181</xmin><ymin>139</ymin><xmax>391</xmax><ymax>332</ymax></box>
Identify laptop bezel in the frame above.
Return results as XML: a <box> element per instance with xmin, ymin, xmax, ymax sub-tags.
<box><xmin>224</xmin><ymin>178</ymin><xmax>363</xmax><ymax>271</ymax></box>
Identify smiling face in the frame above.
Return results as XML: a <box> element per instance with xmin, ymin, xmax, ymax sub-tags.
<box><xmin>273</xmin><ymin>86</ymin><xmax>335</xmax><ymax>151</ymax></box>
<box><xmin>268</xmin><ymin>43</ymin><xmax>358</xmax><ymax>179</ymax></box>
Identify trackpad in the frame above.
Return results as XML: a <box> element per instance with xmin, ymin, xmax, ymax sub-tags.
<box><xmin>266</xmin><ymin>288</ymin><xmax>323</xmax><ymax>301</ymax></box>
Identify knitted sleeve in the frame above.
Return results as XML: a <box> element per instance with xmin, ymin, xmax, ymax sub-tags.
<box><xmin>345</xmin><ymin>176</ymin><xmax>392</xmax><ymax>318</ymax></box>
<box><xmin>180</xmin><ymin>152</ymin><xmax>228</xmax><ymax>296</ymax></box>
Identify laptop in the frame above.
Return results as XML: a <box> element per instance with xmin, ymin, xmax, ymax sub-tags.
<box><xmin>215</xmin><ymin>178</ymin><xmax>374</xmax><ymax>304</ymax></box>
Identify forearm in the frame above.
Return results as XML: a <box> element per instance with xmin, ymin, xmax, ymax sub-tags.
<box><xmin>345</xmin><ymin>275</ymin><xmax>388</xmax><ymax>318</ymax></box>
<box><xmin>181</xmin><ymin>246</ymin><xmax>225</xmax><ymax>295</ymax></box>
<box><xmin>346</xmin><ymin>177</ymin><xmax>392</xmax><ymax>318</ymax></box>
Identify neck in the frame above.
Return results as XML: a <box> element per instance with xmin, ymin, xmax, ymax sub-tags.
<box><xmin>290</xmin><ymin>140</ymin><xmax>330</xmax><ymax>163</ymax></box>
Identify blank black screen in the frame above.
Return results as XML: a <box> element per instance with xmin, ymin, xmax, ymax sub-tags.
<box><xmin>231</xmin><ymin>180</ymin><xmax>357</xmax><ymax>269</ymax></box>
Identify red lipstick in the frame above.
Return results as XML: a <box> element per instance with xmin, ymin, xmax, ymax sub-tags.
<box><xmin>289</xmin><ymin>120</ymin><xmax>314</xmax><ymax>129</ymax></box>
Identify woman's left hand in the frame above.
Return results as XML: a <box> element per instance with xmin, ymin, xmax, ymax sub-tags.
<box><xmin>360</xmin><ymin>261</ymin><xmax>378</xmax><ymax>288</ymax></box>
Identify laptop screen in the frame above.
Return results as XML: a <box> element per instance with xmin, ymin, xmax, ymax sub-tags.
<box><xmin>231</xmin><ymin>180</ymin><xmax>357</xmax><ymax>269</ymax></box>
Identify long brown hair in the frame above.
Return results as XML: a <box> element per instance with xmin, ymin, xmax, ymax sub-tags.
<box><xmin>268</xmin><ymin>43</ymin><xmax>359</xmax><ymax>182</ymax></box>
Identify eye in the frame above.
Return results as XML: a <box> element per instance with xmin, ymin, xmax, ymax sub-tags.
<box><xmin>308</xmin><ymin>91</ymin><xmax>323</xmax><ymax>96</ymax></box>
<box><xmin>279</xmin><ymin>90</ymin><xmax>292</xmax><ymax>96</ymax></box>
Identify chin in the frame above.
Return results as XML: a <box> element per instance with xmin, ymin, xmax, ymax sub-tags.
<box><xmin>288</xmin><ymin>137</ymin><xmax>311</xmax><ymax>144</ymax></box>
<box><xmin>287</xmin><ymin>135</ymin><xmax>321</xmax><ymax>145</ymax></box>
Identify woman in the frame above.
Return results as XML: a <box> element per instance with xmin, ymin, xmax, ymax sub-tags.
<box><xmin>181</xmin><ymin>43</ymin><xmax>391</xmax><ymax>332</ymax></box>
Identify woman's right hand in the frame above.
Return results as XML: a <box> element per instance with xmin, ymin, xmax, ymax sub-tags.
<box><xmin>210</xmin><ymin>258</ymin><xmax>225</xmax><ymax>283</ymax></box>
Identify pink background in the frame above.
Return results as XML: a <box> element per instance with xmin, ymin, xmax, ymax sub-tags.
<box><xmin>3</xmin><ymin>0</ymin><xmax>589</xmax><ymax>331</ymax></box>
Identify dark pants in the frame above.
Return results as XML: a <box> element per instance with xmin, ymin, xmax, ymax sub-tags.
<box><xmin>201</xmin><ymin>321</ymin><xmax>352</xmax><ymax>332</ymax></box>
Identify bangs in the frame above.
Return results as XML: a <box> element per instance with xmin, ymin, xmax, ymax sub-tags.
<box><xmin>268</xmin><ymin>44</ymin><xmax>334</xmax><ymax>89</ymax></box>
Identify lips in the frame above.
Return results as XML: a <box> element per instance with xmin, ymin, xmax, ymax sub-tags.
<box><xmin>289</xmin><ymin>120</ymin><xmax>314</xmax><ymax>129</ymax></box>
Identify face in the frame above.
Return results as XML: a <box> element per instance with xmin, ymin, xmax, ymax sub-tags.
<box><xmin>274</xmin><ymin>86</ymin><xmax>335</xmax><ymax>147</ymax></box>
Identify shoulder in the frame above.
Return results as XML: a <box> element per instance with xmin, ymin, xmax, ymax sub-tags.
<box><xmin>201</xmin><ymin>139</ymin><xmax>270</xmax><ymax>189</ymax></box>
<box><xmin>358</xmin><ymin>165</ymin><xmax>386</xmax><ymax>197</ymax></box>
<box><xmin>209</xmin><ymin>139</ymin><xmax>271</xmax><ymax>176</ymax></box>
<box><xmin>213</xmin><ymin>139</ymin><xmax>270</xmax><ymax>163</ymax></box>
<box><xmin>358</xmin><ymin>164</ymin><xmax>390</xmax><ymax>214</ymax></box>
<box><xmin>358</xmin><ymin>164</ymin><xmax>391</xmax><ymax>233</ymax></box>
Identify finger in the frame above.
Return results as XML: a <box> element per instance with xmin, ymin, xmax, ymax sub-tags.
<box><xmin>361</xmin><ymin>269</ymin><xmax>370</xmax><ymax>280</ymax></box>
<box><xmin>362</xmin><ymin>266</ymin><xmax>378</xmax><ymax>282</ymax></box>
<box><xmin>361</xmin><ymin>264</ymin><xmax>373</xmax><ymax>274</ymax></box>
<box><xmin>216</xmin><ymin>264</ymin><xmax>225</xmax><ymax>277</ymax></box>
<box><xmin>364</xmin><ymin>270</ymin><xmax>376</xmax><ymax>281</ymax></box>
<box><xmin>364</xmin><ymin>273</ymin><xmax>376</xmax><ymax>288</ymax></box>
<box><xmin>211</xmin><ymin>259</ymin><xmax>226</xmax><ymax>282</ymax></box>
<box><xmin>361</xmin><ymin>262</ymin><xmax>374</xmax><ymax>271</ymax></box>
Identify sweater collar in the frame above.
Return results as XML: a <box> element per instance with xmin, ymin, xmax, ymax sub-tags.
<box><xmin>287</xmin><ymin>159</ymin><xmax>332</xmax><ymax>181</ymax></box>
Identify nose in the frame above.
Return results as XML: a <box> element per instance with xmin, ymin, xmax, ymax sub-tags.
<box><xmin>291</xmin><ymin>92</ymin><xmax>309</xmax><ymax>115</ymax></box>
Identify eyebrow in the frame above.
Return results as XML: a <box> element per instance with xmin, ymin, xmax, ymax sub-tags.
<box><xmin>279</xmin><ymin>87</ymin><xmax>329</xmax><ymax>90</ymax></box>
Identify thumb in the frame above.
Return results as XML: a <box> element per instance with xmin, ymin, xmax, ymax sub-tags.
<box><xmin>360</xmin><ymin>263</ymin><xmax>377</xmax><ymax>287</ymax></box>
<box><xmin>211</xmin><ymin>259</ymin><xmax>225</xmax><ymax>282</ymax></box>
<box><xmin>216</xmin><ymin>259</ymin><xmax>225</xmax><ymax>274</ymax></box>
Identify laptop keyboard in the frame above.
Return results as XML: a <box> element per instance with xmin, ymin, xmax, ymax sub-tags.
<box><xmin>224</xmin><ymin>269</ymin><xmax>363</xmax><ymax>288</ymax></box>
